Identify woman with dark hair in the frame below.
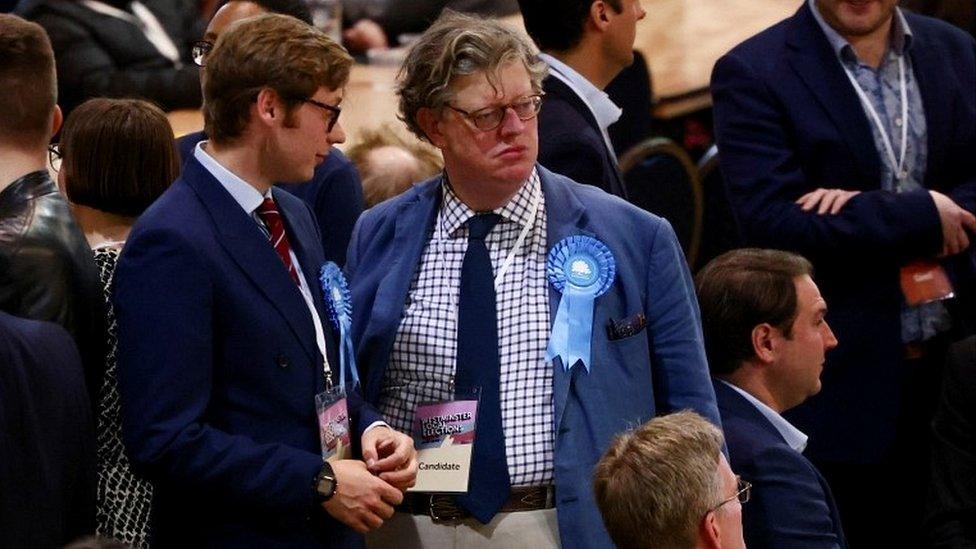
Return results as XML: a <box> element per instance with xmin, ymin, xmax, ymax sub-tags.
<box><xmin>57</xmin><ymin>97</ymin><xmax>179</xmax><ymax>547</ymax></box>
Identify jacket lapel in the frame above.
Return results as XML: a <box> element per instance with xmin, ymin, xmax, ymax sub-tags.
<box><xmin>786</xmin><ymin>3</ymin><xmax>882</xmax><ymax>188</ymax></box>
<box><xmin>540</xmin><ymin>168</ymin><xmax>594</xmax><ymax>431</ymax></box>
<box><xmin>906</xmin><ymin>22</ymin><xmax>950</xmax><ymax>189</ymax></box>
<box><xmin>184</xmin><ymin>158</ymin><xmax>320</xmax><ymax>363</ymax></box>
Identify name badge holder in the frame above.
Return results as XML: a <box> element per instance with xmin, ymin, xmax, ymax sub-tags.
<box><xmin>408</xmin><ymin>385</ymin><xmax>480</xmax><ymax>494</ymax></box>
<box><xmin>900</xmin><ymin>259</ymin><xmax>954</xmax><ymax>306</ymax></box>
<box><xmin>315</xmin><ymin>262</ymin><xmax>362</xmax><ymax>462</ymax></box>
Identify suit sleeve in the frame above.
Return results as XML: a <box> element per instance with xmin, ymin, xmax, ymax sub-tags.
<box><xmin>35</xmin><ymin>11</ymin><xmax>201</xmax><ymax>111</ymax></box>
<box><xmin>644</xmin><ymin>218</ymin><xmax>721</xmax><ymax>426</ymax></box>
<box><xmin>741</xmin><ymin>445</ymin><xmax>844</xmax><ymax>549</ymax></box>
<box><xmin>711</xmin><ymin>52</ymin><xmax>943</xmax><ymax>266</ymax></box>
<box><xmin>926</xmin><ymin>337</ymin><xmax>976</xmax><ymax>548</ymax></box>
<box><xmin>114</xmin><ymin>228</ymin><xmax>323</xmax><ymax>515</ymax></box>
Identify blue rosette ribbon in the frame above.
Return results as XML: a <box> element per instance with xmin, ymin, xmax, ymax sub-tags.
<box><xmin>545</xmin><ymin>235</ymin><xmax>616</xmax><ymax>372</ymax></box>
<box><xmin>319</xmin><ymin>262</ymin><xmax>360</xmax><ymax>389</ymax></box>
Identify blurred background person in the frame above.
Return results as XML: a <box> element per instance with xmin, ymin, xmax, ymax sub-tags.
<box><xmin>345</xmin><ymin>124</ymin><xmax>442</xmax><ymax>207</ymax></box>
<box><xmin>58</xmin><ymin>97</ymin><xmax>179</xmax><ymax>547</ymax></box>
<box><xmin>17</xmin><ymin>0</ymin><xmax>204</xmax><ymax>117</ymax></box>
<box><xmin>593</xmin><ymin>411</ymin><xmax>746</xmax><ymax>549</ymax></box>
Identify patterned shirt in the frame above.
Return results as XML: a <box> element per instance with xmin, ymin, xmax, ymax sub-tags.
<box><xmin>810</xmin><ymin>0</ymin><xmax>950</xmax><ymax>342</ymax></box>
<box><xmin>379</xmin><ymin>169</ymin><xmax>554</xmax><ymax>487</ymax></box>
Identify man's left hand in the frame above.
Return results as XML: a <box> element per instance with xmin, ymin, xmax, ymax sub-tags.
<box><xmin>361</xmin><ymin>426</ymin><xmax>418</xmax><ymax>491</ymax></box>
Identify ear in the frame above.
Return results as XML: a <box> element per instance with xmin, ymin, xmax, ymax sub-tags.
<box><xmin>254</xmin><ymin>87</ymin><xmax>282</xmax><ymax>128</ymax></box>
<box><xmin>751</xmin><ymin>323</ymin><xmax>777</xmax><ymax>364</ymax></box>
<box><xmin>589</xmin><ymin>0</ymin><xmax>613</xmax><ymax>31</ymax></box>
<box><xmin>50</xmin><ymin>104</ymin><xmax>63</xmax><ymax>137</ymax></box>
<box><xmin>700</xmin><ymin>512</ymin><xmax>723</xmax><ymax>549</ymax></box>
<box><xmin>417</xmin><ymin>107</ymin><xmax>446</xmax><ymax>149</ymax></box>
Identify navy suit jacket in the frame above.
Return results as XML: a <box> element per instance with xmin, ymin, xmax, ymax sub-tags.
<box><xmin>345</xmin><ymin>165</ymin><xmax>720</xmax><ymax>548</ymax></box>
<box><xmin>537</xmin><ymin>76</ymin><xmax>628</xmax><ymax>199</ymax></box>
<box><xmin>712</xmin><ymin>4</ymin><xmax>976</xmax><ymax>463</ymax></box>
<box><xmin>114</xmin><ymin>154</ymin><xmax>382</xmax><ymax>548</ymax></box>
<box><xmin>0</xmin><ymin>312</ymin><xmax>95</xmax><ymax>548</ymax></box>
<box><xmin>714</xmin><ymin>380</ymin><xmax>846</xmax><ymax>549</ymax></box>
<box><xmin>178</xmin><ymin>131</ymin><xmax>364</xmax><ymax>267</ymax></box>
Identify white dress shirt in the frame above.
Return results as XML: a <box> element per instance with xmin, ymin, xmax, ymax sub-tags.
<box><xmin>720</xmin><ymin>379</ymin><xmax>809</xmax><ymax>453</ymax></box>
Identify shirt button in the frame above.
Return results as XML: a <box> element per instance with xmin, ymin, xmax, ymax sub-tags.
<box><xmin>277</xmin><ymin>354</ymin><xmax>289</xmax><ymax>369</ymax></box>
<box><xmin>895</xmin><ymin>117</ymin><xmax>903</xmax><ymax>127</ymax></box>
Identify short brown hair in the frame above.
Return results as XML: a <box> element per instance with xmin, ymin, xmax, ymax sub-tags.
<box><xmin>346</xmin><ymin>124</ymin><xmax>443</xmax><ymax>207</ymax></box>
<box><xmin>60</xmin><ymin>98</ymin><xmax>178</xmax><ymax>217</ymax></box>
<box><xmin>0</xmin><ymin>14</ymin><xmax>56</xmax><ymax>148</ymax></box>
<box><xmin>397</xmin><ymin>10</ymin><xmax>547</xmax><ymax>142</ymax></box>
<box><xmin>594</xmin><ymin>411</ymin><xmax>725</xmax><ymax>549</ymax></box>
<box><xmin>203</xmin><ymin>13</ymin><xmax>352</xmax><ymax>144</ymax></box>
<box><xmin>694</xmin><ymin>248</ymin><xmax>813</xmax><ymax>376</ymax></box>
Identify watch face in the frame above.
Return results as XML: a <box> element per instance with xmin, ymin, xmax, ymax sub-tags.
<box><xmin>317</xmin><ymin>471</ymin><xmax>337</xmax><ymax>500</ymax></box>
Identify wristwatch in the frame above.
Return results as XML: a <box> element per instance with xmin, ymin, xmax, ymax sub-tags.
<box><xmin>313</xmin><ymin>462</ymin><xmax>338</xmax><ymax>503</ymax></box>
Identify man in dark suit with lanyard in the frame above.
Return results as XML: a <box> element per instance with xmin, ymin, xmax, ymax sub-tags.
<box><xmin>712</xmin><ymin>0</ymin><xmax>976</xmax><ymax>544</ymax></box>
<box><xmin>113</xmin><ymin>14</ymin><xmax>416</xmax><ymax>547</ymax></box>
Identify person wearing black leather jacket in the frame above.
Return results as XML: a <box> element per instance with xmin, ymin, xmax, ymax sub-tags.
<box><xmin>0</xmin><ymin>14</ymin><xmax>107</xmax><ymax>408</ymax></box>
<box><xmin>16</xmin><ymin>0</ymin><xmax>204</xmax><ymax>117</ymax></box>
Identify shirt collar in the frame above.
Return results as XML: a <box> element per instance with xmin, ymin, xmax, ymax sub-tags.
<box><xmin>538</xmin><ymin>53</ymin><xmax>622</xmax><ymax>131</ymax></box>
<box><xmin>720</xmin><ymin>379</ymin><xmax>809</xmax><ymax>453</ymax></box>
<box><xmin>808</xmin><ymin>0</ymin><xmax>913</xmax><ymax>64</ymax></box>
<box><xmin>440</xmin><ymin>167</ymin><xmax>541</xmax><ymax>237</ymax></box>
<box><xmin>193</xmin><ymin>140</ymin><xmax>270</xmax><ymax>216</ymax></box>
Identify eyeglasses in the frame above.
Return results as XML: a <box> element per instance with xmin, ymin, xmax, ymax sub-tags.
<box><xmin>302</xmin><ymin>98</ymin><xmax>342</xmax><ymax>133</ymax></box>
<box><xmin>48</xmin><ymin>143</ymin><xmax>61</xmax><ymax>174</ymax></box>
<box><xmin>709</xmin><ymin>476</ymin><xmax>751</xmax><ymax>513</ymax></box>
<box><xmin>191</xmin><ymin>40</ymin><xmax>213</xmax><ymax>67</ymax></box>
<box><xmin>446</xmin><ymin>93</ymin><xmax>545</xmax><ymax>132</ymax></box>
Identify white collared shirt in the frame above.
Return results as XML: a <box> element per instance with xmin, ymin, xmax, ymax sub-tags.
<box><xmin>193</xmin><ymin>141</ymin><xmax>330</xmax><ymax>374</ymax></box>
<box><xmin>720</xmin><ymin>380</ymin><xmax>809</xmax><ymax>453</ymax></box>
<box><xmin>538</xmin><ymin>53</ymin><xmax>622</xmax><ymax>164</ymax></box>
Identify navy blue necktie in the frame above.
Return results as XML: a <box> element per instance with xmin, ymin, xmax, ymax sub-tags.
<box><xmin>454</xmin><ymin>213</ymin><xmax>509</xmax><ymax>523</ymax></box>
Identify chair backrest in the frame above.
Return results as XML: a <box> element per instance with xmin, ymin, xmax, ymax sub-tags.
<box><xmin>696</xmin><ymin>144</ymin><xmax>742</xmax><ymax>270</ymax></box>
<box><xmin>619</xmin><ymin>137</ymin><xmax>702</xmax><ymax>267</ymax></box>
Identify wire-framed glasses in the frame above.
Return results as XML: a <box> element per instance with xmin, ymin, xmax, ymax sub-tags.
<box><xmin>709</xmin><ymin>476</ymin><xmax>751</xmax><ymax>513</ymax></box>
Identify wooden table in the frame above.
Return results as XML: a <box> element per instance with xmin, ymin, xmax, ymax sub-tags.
<box><xmin>638</xmin><ymin>0</ymin><xmax>802</xmax><ymax>118</ymax></box>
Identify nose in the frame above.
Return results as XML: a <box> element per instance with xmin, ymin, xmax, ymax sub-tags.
<box><xmin>328</xmin><ymin>120</ymin><xmax>346</xmax><ymax>145</ymax></box>
<box><xmin>498</xmin><ymin>106</ymin><xmax>526</xmax><ymax>136</ymax></box>
<box><xmin>823</xmin><ymin>322</ymin><xmax>839</xmax><ymax>351</ymax></box>
<box><xmin>636</xmin><ymin>2</ymin><xmax>647</xmax><ymax>20</ymax></box>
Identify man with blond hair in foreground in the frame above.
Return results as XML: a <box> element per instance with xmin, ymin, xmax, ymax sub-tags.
<box><xmin>594</xmin><ymin>411</ymin><xmax>747</xmax><ymax>549</ymax></box>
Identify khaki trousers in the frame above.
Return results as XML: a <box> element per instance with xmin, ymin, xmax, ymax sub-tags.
<box><xmin>366</xmin><ymin>509</ymin><xmax>560</xmax><ymax>549</ymax></box>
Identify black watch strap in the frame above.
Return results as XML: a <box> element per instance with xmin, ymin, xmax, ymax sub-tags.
<box><xmin>313</xmin><ymin>461</ymin><xmax>337</xmax><ymax>503</ymax></box>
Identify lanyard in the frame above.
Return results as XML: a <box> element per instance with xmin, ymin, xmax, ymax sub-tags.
<box><xmin>435</xmin><ymin>180</ymin><xmax>542</xmax><ymax>389</ymax></box>
<box><xmin>843</xmin><ymin>55</ymin><xmax>909</xmax><ymax>182</ymax></box>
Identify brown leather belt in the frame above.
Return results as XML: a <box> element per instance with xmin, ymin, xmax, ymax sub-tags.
<box><xmin>399</xmin><ymin>486</ymin><xmax>555</xmax><ymax>523</ymax></box>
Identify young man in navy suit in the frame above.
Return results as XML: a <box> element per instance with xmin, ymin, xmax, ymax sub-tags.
<box><xmin>178</xmin><ymin>0</ymin><xmax>365</xmax><ymax>267</ymax></box>
<box><xmin>712</xmin><ymin>0</ymin><xmax>976</xmax><ymax>543</ymax></box>
<box><xmin>517</xmin><ymin>0</ymin><xmax>645</xmax><ymax>198</ymax></box>
<box><xmin>113</xmin><ymin>15</ymin><xmax>416</xmax><ymax>547</ymax></box>
<box><xmin>696</xmin><ymin>249</ymin><xmax>845</xmax><ymax>549</ymax></box>
<box><xmin>349</xmin><ymin>12</ymin><xmax>719</xmax><ymax>548</ymax></box>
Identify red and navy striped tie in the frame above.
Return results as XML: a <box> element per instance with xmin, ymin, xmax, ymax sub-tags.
<box><xmin>256</xmin><ymin>197</ymin><xmax>300</xmax><ymax>286</ymax></box>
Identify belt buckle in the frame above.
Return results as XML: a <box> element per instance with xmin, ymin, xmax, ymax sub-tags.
<box><xmin>429</xmin><ymin>495</ymin><xmax>465</xmax><ymax>524</ymax></box>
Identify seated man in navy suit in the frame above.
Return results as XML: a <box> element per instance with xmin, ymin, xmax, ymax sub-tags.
<box><xmin>113</xmin><ymin>14</ymin><xmax>416</xmax><ymax>547</ymax></box>
<box><xmin>594</xmin><ymin>411</ymin><xmax>746</xmax><ymax>549</ymax></box>
<box><xmin>695</xmin><ymin>249</ymin><xmax>846</xmax><ymax>549</ymax></box>
<box><xmin>349</xmin><ymin>12</ymin><xmax>719</xmax><ymax>548</ymax></box>
<box><xmin>712</xmin><ymin>0</ymin><xmax>976</xmax><ymax>543</ymax></box>
<box><xmin>517</xmin><ymin>0</ymin><xmax>646</xmax><ymax>198</ymax></box>
<box><xmin>178</xmin><ymin>0</ymin><xmax>364</xmax><ymax>266</ymax></box>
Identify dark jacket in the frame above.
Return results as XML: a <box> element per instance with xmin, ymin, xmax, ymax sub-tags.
<box><xmin>18</xmin><ymin>0</ymin><xmax>203</xmax><ymax>116</ymax></box>
<box><xmin>712</xmin><ymin>4</ymin><xmax>976</xmax><ymax>463</ymax></box>
<box><xmin>537</xmin><ymin>75</ymin><xmax>627</xmax><ymax>199</ymax></box>
<box><xmin>177</xmin><ymin>132</ymin><xmax>364</xmax><ymax>267</ymax></box>
<box><xmin>927</xmin><ymin>335</ymin><xmax>976</xmax><ymax>547</ymax></box>
<box><xmin>0</xmin><ymin>311</ymin><xmax>96</xmax><ymax>548</ymax></box>
<box><xmin>343</xmin><ymin>0</ymin><xmax>518</xmax><ymax>46</ymax></box>
<box><xmin>0</xmin><ymin>171</ymin><xmax>107</xmax><ymax>407</ymax></box>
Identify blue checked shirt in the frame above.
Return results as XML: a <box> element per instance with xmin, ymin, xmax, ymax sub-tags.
<box><xmin>811</xmin><ymin>0</ymin><xmax>950</xmax><ymax>342</ymax></box>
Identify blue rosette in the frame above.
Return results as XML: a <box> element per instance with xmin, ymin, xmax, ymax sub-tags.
<box><xmin>319</xmin><ymin>261</ymin><xmax>360</xmax><ymax>389</ymax></box>
<box><xmin>545</xmin><ymin>235</ymin><xmax>616</xmax><ymax>372</ymax></box>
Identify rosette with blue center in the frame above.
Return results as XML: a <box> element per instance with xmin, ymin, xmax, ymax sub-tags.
<box><xmin>545</xmin><ymin>235</ymin><xmax>616</xmax><ymax>372</ymax></box>
<box><xmin>319</xmin><ymin>261</ymin><xmax>360</xmax><ymax>388</ymax></box>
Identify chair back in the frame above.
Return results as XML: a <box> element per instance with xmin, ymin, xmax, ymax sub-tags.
<box><xmin>619</xmin><ymin>137</ymin><xmax>702</xmax><ymax>267</ymax></box>
<box><xmin>696</xmin><ymin>145</ymin><xmax>742</xmax><ymax>270</ymax></box>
